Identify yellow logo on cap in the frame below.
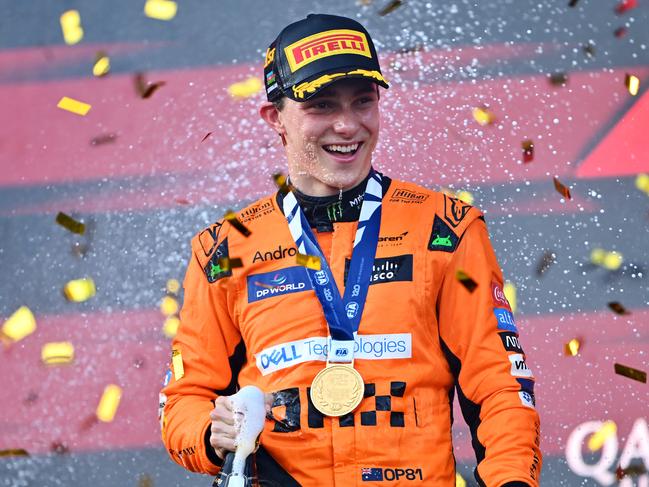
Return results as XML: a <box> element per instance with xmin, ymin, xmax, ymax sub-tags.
<box><xmin>264</xmin><ymin>47</ymin><xmax>275</xmax><ymax>68</ymax></box>
<box><xmin>284</xmin><ymin>29</ymin><xmax>372</xmax><ymax>73</ymax></box>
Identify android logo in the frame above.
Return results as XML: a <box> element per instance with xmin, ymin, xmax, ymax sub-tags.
<box><xmin>210</xmin><ymin>262</ymin><xmax>223</xmax><ymax>279</ymax></box>
<box><xmin>432</xmin><ymin>234</ymin><xmax>453</xmax><ymax>247</ymax></box>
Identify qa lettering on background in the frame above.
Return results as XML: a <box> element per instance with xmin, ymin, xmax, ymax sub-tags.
<box><xmin>566</xmin><ymin>418</ymin><xmax>649</xmax><ymax>486</ymax></box>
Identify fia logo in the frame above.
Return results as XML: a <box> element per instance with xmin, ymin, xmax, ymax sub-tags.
<box><xmin>346</xmin><ymin>301</ymin><xmax>359</xmax><ymax>318</ymax></box>
<box><xmin>314</xmin><ymin>270</ymin><xmax>329</xmax><ymax>286</ymax></box>
<box><xmin>335</xmin><ymin>348</ymin><xmax>349</xmax><ymax>357</ymax></box>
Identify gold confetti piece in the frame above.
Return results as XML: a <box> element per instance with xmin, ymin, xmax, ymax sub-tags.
<box><xmin>224</xmin><ymin>210</ymin><xmax>252</xmax><ymax>237</ymax></box>
<box><xmin>166</xmin><ymin>279</ymin><xmax>180</xmax><ymax>295</ymax></box>
<box><xmin>144</xmin><ymin>0</ymin><xmax>178</xmax><ymax>20</ymax></box>
<box><xmin>553</xmin><ymin>177</ymin><xmax>571</xmax><ymax>200</ymax></box>
<box><xmin>217</xmin><ymin>257</ymin><xmax>243</xmax><ymax>272</ymax></box>
<box><xmin>456</xmin><ymin>270</ymin><xmax>478</xmax><ymax>293</ymax></box>
<box><xmin>227</xmin><ymin>77</ymin><xmax>263</xmax><ymax>99</ymax></box>
<box><xmin>608</xmin><ymin>301</ymin><xmax>630</xmax><ymax>315</ymax></box>
<box><xmin>92</xmin><ymin>52</ymin><xmax>110</xmax><ymax>77</ymax></box>
<box><xmin>522</xmin><ymin>140</ymin><xmax>534</xmax><ymax>163</ymax></box>
<box><xmin>603</xmin><ymin>251</ymin><xmax>623</xmax><ymax>271</ymax></box>
<box><xmin>588</xmin><ymin>420</ymin><xmax>617</xmax><ymax>451</ymax></box>
<box><xmin>614</xmin><ymin>363</ymin><xmax>646</xmax><ymax>383</ymax></box>
<box><xmin>590</xmin><ymin>248</ymin><xmax>606</xmax><ymax>265</ymax></box>
<box><xmin>455</xmin><ymin>190</ymin><xmax>474</xmax><ymax>205</ymax></box>
<box><xmin>160</xmin><ymin>296</ymin><xmax>179</xmax><ymax>317</ymax></box>
<box><xmin>503</xmin><ymin>282</ymin><xmax>517</xmax><ymax>314</ymax></box>
<box><xmin>57</xmin><ymin>96</ymin><xmax>91</xmax><ymax>116</ymax></box>
<box><xmin>60</xmin><ymin>10</ymin><xmax>83</xmax><ymax>45</ymax></box>
<box><xmin>96</xmin><ymin>384</ymin><xmax>122</xmax><ymax>422</ymax></box>
<box><xmin>272</xmin><ymin>173</ymin><xmax>293</xmax><ymax>195</ymax></box>
<box><xmin>201</xmin><ymin>132</ymin><xmax>213</xmax><ymax>142</ymax></box>
<box><xmin>635</xmin><ymin>173</ymin><xmax>649</xmax><ymax>193</ymax></box>
<box><xmin>0</xmin><ymin>449</ymin><xmax>29</xmax><ymax>457</ymax></box>
<box><xmin>455</xmin><ymin>473</ymin><xmax>466</xmax><ymax>487</ymax></box>
<box><xmin>138</xmin><ymin>474</ymin><xmax>154</xmax><ymax>487</ymax></box>
<box><xmin>565</xmin><ymin>338</ymin><xmax>581</xmax><ymax>357</ymax></box>
<box><xmin>162</xmin><ymin>316</ymin><xmax>180</xmax><ymax>338</ymax></box>
<box><xmin>625</xmin><ymin>74</ymin><xmax>640</xmax><ymax>96</ymax></box>
<box><xmin>172</xmin><ymin>349</ymin><xmax>184</xmax><ymax>380</ymax></box>
<box><xmin>41</xmin><ymin>342</ymin><xmax>74</xmax><ymax>366</ymax></box>
<box><xmin>535</xmin><ymin>250</ymin><xmax>555</xmax><ymax>276</ymax></box>
<box><xmin>568</xmin><ymin>0</ymin><xmax>579</xmax><ymax>6</ymax></box>
<box><xmin>134</xmin><ymin>73</ymin><xmax>166</xmax><ymax>99</ymax></box>
<box><xmin>90</xmin><ymin>133</ymin><xmax>117</xmax><ymax>146</ymax></box>
<box><xmin>55</xmin><ymin>212</ymin><xmax>85</xmax><ymax>234</ymax></box>
<box><xmin>2</xmin><ymin>306</ymin><xmax>36</xmax><ymax>343</ymax></box>
<box><xmin>63</xmin><ymin>278</ymin><xmax>96</xmax><ymax>303</ymax></box>
<box><xmin>549</xmin><ymin>72</ymin><xmax>568</xmax><ymax>86</ymax></box>
<box><xmin>472</xmin><ymin>106</ymin><xmax>496</xmax><ymax>126</ymax></box>
<box><xmin>296</xmin><ymin>253</ymin><xmax>322</xmax><ymax>271</ymax></box>
<box><xmin>378</xmin><ymin>0</ymin><xmax>403</xmax><ymax>16</ymax></box>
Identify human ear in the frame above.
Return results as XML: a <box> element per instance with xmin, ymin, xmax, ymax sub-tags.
<box><xmin>259</xmin><ymin>102</ymin><xmax>285</xmax><ymax>136</ymax></box>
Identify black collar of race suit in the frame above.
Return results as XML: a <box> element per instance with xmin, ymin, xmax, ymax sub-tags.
<box><xmin>275</xmin><ymin>169</ymin><xmax>392</xmax><ymax>233</ymax></box>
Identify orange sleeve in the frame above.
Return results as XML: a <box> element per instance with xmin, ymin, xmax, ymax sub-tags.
<box><xmin>160</xmin><ymin>234</ymin><xmax>244</xmax><ymax>475</ymax></box>
<box><xmin>437</xmin><ymin>218</ymin><xmax>542</xmax><ymax>487</ymax></box>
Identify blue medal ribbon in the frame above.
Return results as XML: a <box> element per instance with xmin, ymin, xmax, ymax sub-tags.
<box><xmin>282</xmin><ymin>170</ymin><xmax>383</xmax><ymax>362</ymax></box>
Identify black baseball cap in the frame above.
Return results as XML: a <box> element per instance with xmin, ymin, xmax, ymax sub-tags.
<box><xmin>264</xmin><ymin>13</ymin><xmax>389</xmax><ymax>102</ymax></box>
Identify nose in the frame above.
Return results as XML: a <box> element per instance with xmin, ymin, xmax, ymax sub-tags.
<box><xmin>332</xmin><ymin>108</ymin><xmax>360</xmax><ymax>137</ymax></box>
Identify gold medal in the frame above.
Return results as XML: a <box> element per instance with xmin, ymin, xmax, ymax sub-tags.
<box><xmin>310</xmin><ymin>364</ymin><xmax>364</xmax><ymax>417</ymax></box>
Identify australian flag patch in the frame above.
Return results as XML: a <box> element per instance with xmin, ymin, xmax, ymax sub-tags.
<box><xmin>361</xmin><ymin>468</ymin><xmax>384</xmax><ymax>481</ymax></box>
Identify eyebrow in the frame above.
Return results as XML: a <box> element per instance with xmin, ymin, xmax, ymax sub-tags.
<box><xmin>311</xmin><ymin>84</ymin><xmax>377</xmax><ymax>99</ymax></box>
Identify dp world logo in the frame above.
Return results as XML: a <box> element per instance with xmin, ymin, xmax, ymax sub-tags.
<box><xmin>270</xmin><ymin>273</ymin><xmax>287</xmax><ymax>286</ymax></box>
<box><xmin>346</xmin><ymin>301</ymin><xmax>359</xmax><ymax>319</ymax></box>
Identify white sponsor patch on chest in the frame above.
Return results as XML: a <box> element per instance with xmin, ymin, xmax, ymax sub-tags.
<box><xmin>255</xmin><ymin>333</ymin><xmax>412</xmax><ymax>376</ymax></box>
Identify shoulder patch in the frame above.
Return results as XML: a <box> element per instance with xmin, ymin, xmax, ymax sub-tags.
<box><xmin>198</xmin><ymin>222</ymin><xmax>223</xmax><ymax>258</ymax></box>
<box><xmin>428</xmin><ymin>216</ymin><xmax>459</xmax><ymax>252</ymax></box>
<box><xmin>443</xmin><ymin>195</ymin><xmax>472</xmax><ymax>228</ymax></box>
<box><xmin>203</xmin><ymin>237</ymin><xmax>232</xmax><ymax>283</ymax></box>
<box><xmin>388</xmin><ymin>186</ymin><xmax>430</xmax><ymax>204</ymax></box>
<box><xmin>240</xmin><ymin>198</ymin><xmax>275</xmax><ymax>223</ymax></box>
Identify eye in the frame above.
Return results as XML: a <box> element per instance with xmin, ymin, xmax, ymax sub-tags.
<box><xmin>312</xmin><ymin>100</ymin><xmax>332</xmax><ymax>109</ymax></box>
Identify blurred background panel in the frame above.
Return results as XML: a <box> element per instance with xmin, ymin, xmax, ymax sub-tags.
<box><xmin>1</xmin><ymin>0</ymin><xmax>648</xmax><ymax>485</ymax></box>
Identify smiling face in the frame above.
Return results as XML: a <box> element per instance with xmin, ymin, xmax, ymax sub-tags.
<box><xmin>260</xmin><ymin>78</ymin><xmax>381</xmax><ymax>196</ymax></box>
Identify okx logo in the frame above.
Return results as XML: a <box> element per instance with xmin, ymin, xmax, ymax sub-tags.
<box><xmin>247</xmin><ymin>266</ymin><xmax>312</xmax><ymax>303</ymax></box>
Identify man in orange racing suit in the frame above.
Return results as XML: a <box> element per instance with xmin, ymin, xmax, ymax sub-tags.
<box><xmin>161</xmin><ymin>13</ymin><xmax>542</xmax><ymax>487</ymax></box>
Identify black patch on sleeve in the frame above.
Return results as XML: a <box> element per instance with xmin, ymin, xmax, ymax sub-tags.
<box><xmin>203</xmin><ymin>237</ymin><xmax>232</xmax><ymax>283</ymax></box>
<box><xmin>499</xmin><ymin>332</ymin><xmax>525</xmax><ymax>354</ymax></box>
<box><xmin>428</xmin><ymin>215</ymin><xmax>459</xmax><ymax>252</ymax></box>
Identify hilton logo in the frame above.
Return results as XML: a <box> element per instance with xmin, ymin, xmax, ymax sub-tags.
<box><xmin>389</xmin><ymin>188</ymin><xmax>429</xmax><ymax>204</ymax></box>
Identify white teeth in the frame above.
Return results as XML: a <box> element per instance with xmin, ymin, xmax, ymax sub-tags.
<box><xmin>324</xmin><ymin>143</ymin><xmax>359</xmax><ymax>154</ymax></box>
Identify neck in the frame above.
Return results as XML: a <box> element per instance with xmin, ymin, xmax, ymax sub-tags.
<box><xmin>288</xmin><ymin>169</ymin><xmax>372</xmax><ymax>197</ymax></box>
